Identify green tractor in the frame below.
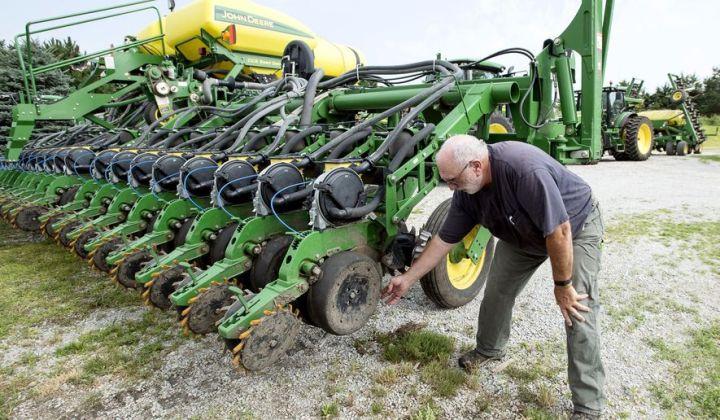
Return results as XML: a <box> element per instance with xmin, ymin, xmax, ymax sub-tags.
<box><xmin>599</xmin><ymin>79</ymin><xmax>655</xmax><ymax>161</ymax></box>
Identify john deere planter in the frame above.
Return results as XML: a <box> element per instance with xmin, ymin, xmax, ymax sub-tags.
<box><xmin>1</xmin><ymin>0</ymin><xmax>615</xmax><ymax>373</ymax></box>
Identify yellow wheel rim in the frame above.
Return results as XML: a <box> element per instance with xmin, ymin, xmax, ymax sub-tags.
<box><xmin>672</xmin><ymin>91</ymin><xmax>683</xmax><ymax>102</ymax></box>
<box><xmin>155</xmin><ymin>109</ymin><xmax>162</xmax><ymax>121</ymax></box>
<box><xmin>446</xmin><ymin>226</ymin><xmax>487</xmax><ymax>290</ymax></box>
<box><xmin>489</xmin><ymin>123</ymin><xmax>509</xmax><ymax>134</ymax></box>
<box><xmin>636</xmin><ymin>123</ymin><xmax>652</xmax><ymax>154</ymax></box>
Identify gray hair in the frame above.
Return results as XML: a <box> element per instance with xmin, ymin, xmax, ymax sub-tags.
<box><xmin>438</xmin><ymin>134</ymin><xmax>488</xmax><ymax>165</ymax></box>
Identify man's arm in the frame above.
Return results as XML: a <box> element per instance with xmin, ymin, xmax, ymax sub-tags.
<box><xmin>382</xmin><ymin>235</ymin><xmax>455</xmax><ymax>304</ymax></box>
<box><xmin>546</xmin><ymin>221</ymin><xmax>590</xmax><ymax>327</ymax></box>
<box><xmin>546</xmin><ymin>220</ymin><xmax>573</xmax><ymax>281</ymax></box>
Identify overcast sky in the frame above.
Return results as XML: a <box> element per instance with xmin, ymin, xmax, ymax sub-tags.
<box><xmin>2</xmin><ymin>0</ymin><xmax>718</xmax><ymax>90</ymax></box>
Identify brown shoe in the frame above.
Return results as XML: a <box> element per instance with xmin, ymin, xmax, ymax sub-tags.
<box><xmin>458</xmin><ymin>349</ymin><xmax>501</xmax><ymax>372</ymax></box>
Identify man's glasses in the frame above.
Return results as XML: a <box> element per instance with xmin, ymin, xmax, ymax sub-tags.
<box><xmin>444</xmin><ymin>161</ymin><xmax>470</xmax><ymax>188</ymax></box>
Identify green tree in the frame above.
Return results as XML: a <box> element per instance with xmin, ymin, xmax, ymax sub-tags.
<box><xmin>696</xmin><ymin>67</ymin><xmax>720</xmax><ymax>116</ymax></box>
<box><xmin>0</xmin><ymin>38</ymin><xmax>78</xmax><ymax>148</ymax></box>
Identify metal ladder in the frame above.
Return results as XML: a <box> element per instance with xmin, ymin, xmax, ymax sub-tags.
<box><xmin>668</xmin><ymin>74</ymin><xmax>707</xmax><ymax>146</ymax></box>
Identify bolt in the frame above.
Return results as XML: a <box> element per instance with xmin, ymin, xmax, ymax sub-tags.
<box><xmin>311</xmin><ymin>266</ymin><xmax>322</xmax><ymax>276</ymax></box>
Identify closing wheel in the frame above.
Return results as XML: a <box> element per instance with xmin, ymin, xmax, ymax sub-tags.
<box><xmin>228</xmin><ymin>305</ymin><xmax>302</xmax><ymax>371</ymax></box>
<box><xmin>693</xmin><ymin>143</ymin><xmax>703</xmax><ymax>154</ymax></box>
<box><xmin>249</xmin><ymin>235</ymin><xmax>293</xmax><ymax>292</ymax></box>
<box><xmin>58</xmin><ymin>222</ymin><xmax>82</xmax><ymax>247</ymax></box>
<box><xmin>43</xmin><ymin>213</ymin><xmax>67</xmax><ymax>237</ymax></box>
<box><xmin>92</xmin><ymin>238</ymin><xmax>123</xmax><ymax>272</ymax></box>
<box><xmin>183</xmin><ymin>283</ymin><xmax>235</xmax><ymax>335</ymax></box>
<box><xmin>617</xmin><ymin>115</ymin><xmax>654</xmax><ymax>161</ymax></box>
<box><xmin>144</xmin><ymin>265</ymin><xmax>185</xmax><ymax>310</ymax></box>
<box><xmin>208</xmin><ymin>222</ymin><xmax>239</xmax><ymax>265</ymax></box>
<box><xmin>420</xmin><ymin>199</ymin><xmax>496</xmax><ymax>308</ymax></box>
<box><xmin>15</xmin><ymin>206</ymin><xmax>47</xmax><ymax>232</ymax></box>
<box><xmin>114</xmin><ymin>250</ymin><xmax>152</xmax><ymax>289</ymax></box>
<box><xmin>307</xmin><ymin>251</ymin><xmax>382</xmax><ymax>336</ymax></box>
<box><xmin>676</xmin><ymin>140</ymin><xmax>688</xmax><ymax>156</ymax></box>
<box><xmin>73</xmin><ymin>230</ymin><xmax>99</xmax><ymax>259</ymax></box>
<box><xmin>665</xmin><ymin>141</ymin><xmax>676</xmax><ymax>156</ymax></box>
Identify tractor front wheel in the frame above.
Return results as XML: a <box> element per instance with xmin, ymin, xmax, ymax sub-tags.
<box><xmin>617</xmin><ymin>115</ymin><xmax>654</xmax><ymax>161</ymax></box>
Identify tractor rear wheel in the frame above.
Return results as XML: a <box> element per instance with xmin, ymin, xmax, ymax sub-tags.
<box><xmin>676</xmin><ymin>141</ymin><xmax>688</xmax><ymax>156</ymax></box>
<box><xmin>665</xmin><ymin>141</ymin><xmax>676</xmax><ymax>156</ymax></box>
<box><xmin>307</xmin><ymin>251</ymin><xmax>382</xmax><ymax>335</ymax></box>
<box><xmin>617</xmin><ymin>115</ymin><xmax>654</xmax><ymax>161</ymax></box>
<box><xmin>489</xmin><ymin>113</ymin><xmax>514</xmax><ymax>134</ymax></box>
<box><xmin>420</xmin><ymin>199</ymin><xmax>496</xmax><ymax>308</ymax></box>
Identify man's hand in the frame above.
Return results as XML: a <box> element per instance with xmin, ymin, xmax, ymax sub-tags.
<box><xmin>382</xmin><ymin>274</ymin><xmax>415</xmax><ymax>305</ymax></box>
<box><xmin>554</xmin><ymin>284</ymin><xmax>590</xmax><ymax>327</ymax></box>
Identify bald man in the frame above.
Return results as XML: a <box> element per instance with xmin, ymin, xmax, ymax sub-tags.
<box><xmin>382</xmin><ymin>135</ymin><xmax>605</xmax><ymax>418</ymax></box>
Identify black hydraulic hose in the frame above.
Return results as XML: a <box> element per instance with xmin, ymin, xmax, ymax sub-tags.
<box><xmin>161</xmin><ymin>128</ymin><xmax>198</xmax><ymax>149</ymax></box>
<box><xmin>310</xmin><ymin>63</ymin><xmax>460</xmax><ymax>161</ymax></box>
<box><xmin>300</xmin><ymin>68</ymin><xmax>324</xmax><ymax>127</ymax></box>
<box><xmin>172</xmin><ymin>131</ymin><xmax>219</xmax><ymax>149</ymax></box>
<box><xmin>241</xmin><ymin>126</ymin><xmax>281</xmax><ymax>152</ymax></box>
<box><xmin>280</xmin><ymin>125</ymin><xmax>322</xmax><ymax>154</ymax></box>
<box><xmin>226</xmin><ymin>98</ymin><xmax>292</xmax><ymax>152</ymax></box>
<box><xmin>91</xmin><ymin>132</ymin><xmax>123</xmax><ymax>150</ymax></box>
<box><xmin>387</xmin><ymin>124</ymin><xmax>435</xmax><ymax>171</ymax></box>
<box><xmin>260</xmin><ymin>115</ymin><xmax>299</xmax><ymax>156</ymax></box>
<box><xmin>327</xmin><ymin>128</ymin><xmax>372</xmax><ymax>159</ymax></box>
<box><xmin>272</xmin><ymin>183</ymin><xmax>315</xmax><ymax>206</ymax></box>
<box><xmin>147</xmin><ymin>129</ymin><xmax>172</xmax><ymax>147</ymax></box>
<box><xmin>327</xmin><ymin>185</ymin><xmax>385</xmax><ymax>220</ymax></box>
<box><xmin>318</xmin><ymin>60</ymin><xmax>459</xmax><ymax>89</ymax></box>
<box><xmin>366</xmin><ymin>76</ymin><xmax>454</xmax><ymax>164</ymax></box>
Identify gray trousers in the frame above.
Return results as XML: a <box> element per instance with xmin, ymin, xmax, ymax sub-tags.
<box><xmin>475</xmin><ymin>202</ymin><xmax>606</xmax><ymax>415</ymax></box>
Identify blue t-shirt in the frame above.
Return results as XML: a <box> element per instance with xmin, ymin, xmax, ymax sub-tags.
<box><xmin>438</xmin><ymin>141</ymin><xmax>593</xmax><ymax>256</ymax></box>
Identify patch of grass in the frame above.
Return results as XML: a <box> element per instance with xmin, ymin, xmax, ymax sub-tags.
<box><xmin>0</xmin><ymin>221</ymin><xmax>140</xmax><ymax>339</ymax></box>
<box><xmin>696</xmin><ymin>154</ymin><xmax>720</xmax><ymax>164</ymax></box>
<box><xmin>505</xmin><ymin>361</ymin><xmax>561</xmax><ymax>383</ymax></box>
<box><xmin>522</xmin><ymin>406</ymin><xmax>555</xmax><ymax>420</ymax></box>
<box><xmin>370</xmin><ymin>385</ymin><xmax>387</xmax><ymax>398</ymax></box>
<box><xmin>419</xmin><ymin>361</ymin><xmax>467</xmax><ymax>398</ymax></box>
<box><xmin>474</xmin><ymin>394</ymin><xmax>491</xmax><ymax>412</ymax></box>
<box><xmin>370</xmin><ymin>401</ymin><xmax>384</xmax><ymax>415</ymax></box>
<box><xmin>79</xmin><ymin>391</ymin><xmax>103</xmax><ymax>413</ymax></box>
<box><xmin>320</xmin><ymin>402</ymin><xmax>339</xmax><ymax>418</ymax></box>
<box><xmin>410</xmin><ymin>401</ymin><xmax>440</xmax><ymax>420</ymax></box>
<box><xmin>54</xmin><ymin>311</ymin><xmax>184</xmax><ymax>382</ymax></box>
<box><xmin>605</xmin><ymin>215</ymin><xmax>720</xmax><ymax>275</ymax></box>
<box><xmin>0</xmin><ymin>371</ymin><xmax>33</xmax><ymax>418</ymax></box>
<box><xmin>373</xmin><ymin>367</ymin><xmax>399</xmax><ymax>385</ymax></box>
<box><xmin>518</xmin><ymin>384</ymin><xmax>555</xmax><ymax>409</ymax></box>
<box><xmin>375</xmin><ymin>323</ymin><xmax>454</xmax><ymax>365</ymax></box>
<box><xmin>647</xmin><ymin>321</ymin><xmax>720</xmax><ymax>417</ymax></box>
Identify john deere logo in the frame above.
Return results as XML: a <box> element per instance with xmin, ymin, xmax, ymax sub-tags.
<box><xmin>214</xmin><ymin>6</ymin><xmax>313</xmax><ymax>38</ymax></box>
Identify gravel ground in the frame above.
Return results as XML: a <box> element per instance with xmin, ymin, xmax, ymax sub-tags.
<box><xmin>3</xmin><ymin>152</ymin><xmax>720</xmax><ymax>419</ymax></box>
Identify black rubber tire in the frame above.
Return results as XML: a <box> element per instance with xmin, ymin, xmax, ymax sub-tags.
<box><xmin>148</xmin><ymin>265</ymin><xmax>185</xmax><ymax>310</ymax></box>
<box><xmin>489</xmin><ymin>113</ymin><xmax>514</xmax><ymax>133</ymax></box>
<box><xmin>58</xmin><ymin>186</ymin><xmax>80</xmax><ymax>206</ymax></box>
<box><xmin>307</xmin><ymin>251</ymin><xmax>382</xmax><ymax>336</ymax></box>
<box><xmin>676</xmin><ymin>141</ymin><xmax>688</xmax><ymax>156</ymax></box>
<box><xmin>15</xmin><ymin>206</ymin><xmax>47</xmax><ymax>232</ymax></box>
<box><xmin>208</xmin><ymin>222</ymin><xmax>239</xmax><ymax>265</ymax></box>
<box><xmin>186</xmin><ymin>284</ymin><xmax>234</xmax><ymax>335</ymax></box>
<box><xmin>58</xmin><ymin>222</ymin><xmax>82</xmax><ymax>248</ymax></box>
<box><xmin>248</xmin><ymin>235</ymin><xmax>293</xmax><ymax>292</ymax></box>
<box><xmin>116</xmin><ymin>250</ymin><xmax>151</xmax><ymax>289</ymax></box>
<box><xmin>665</xmin><ymin>141</ymin><xmax>676</xmax><ymax>156</ymax></box>
<box><xmin>74</xmin><ymin>230</ymin><xmax>99</xmax><ymax>259</ymax></box>
<box><xmin>419</xmin><ymin>199</ymin><xmax>496</xmax><ymax>309</ymax></box>
<box><xmin>93</xmin><ymin>238</ymin><xmax>123</xmax><ymax>272</ymax></box>
<box><xmin>617</xmin><ymin>115</ymin><xmax>654</xmax><ymax>161</ymax></box>
<box><xmin>143</xmin><ymin>102</ymin><xmax>160</xmax><ymax>125</ymax></box>
<box><xmin>693</xmin><ymin>143</ymin><xmax>703</xmax><ymax>154</ymax></box>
